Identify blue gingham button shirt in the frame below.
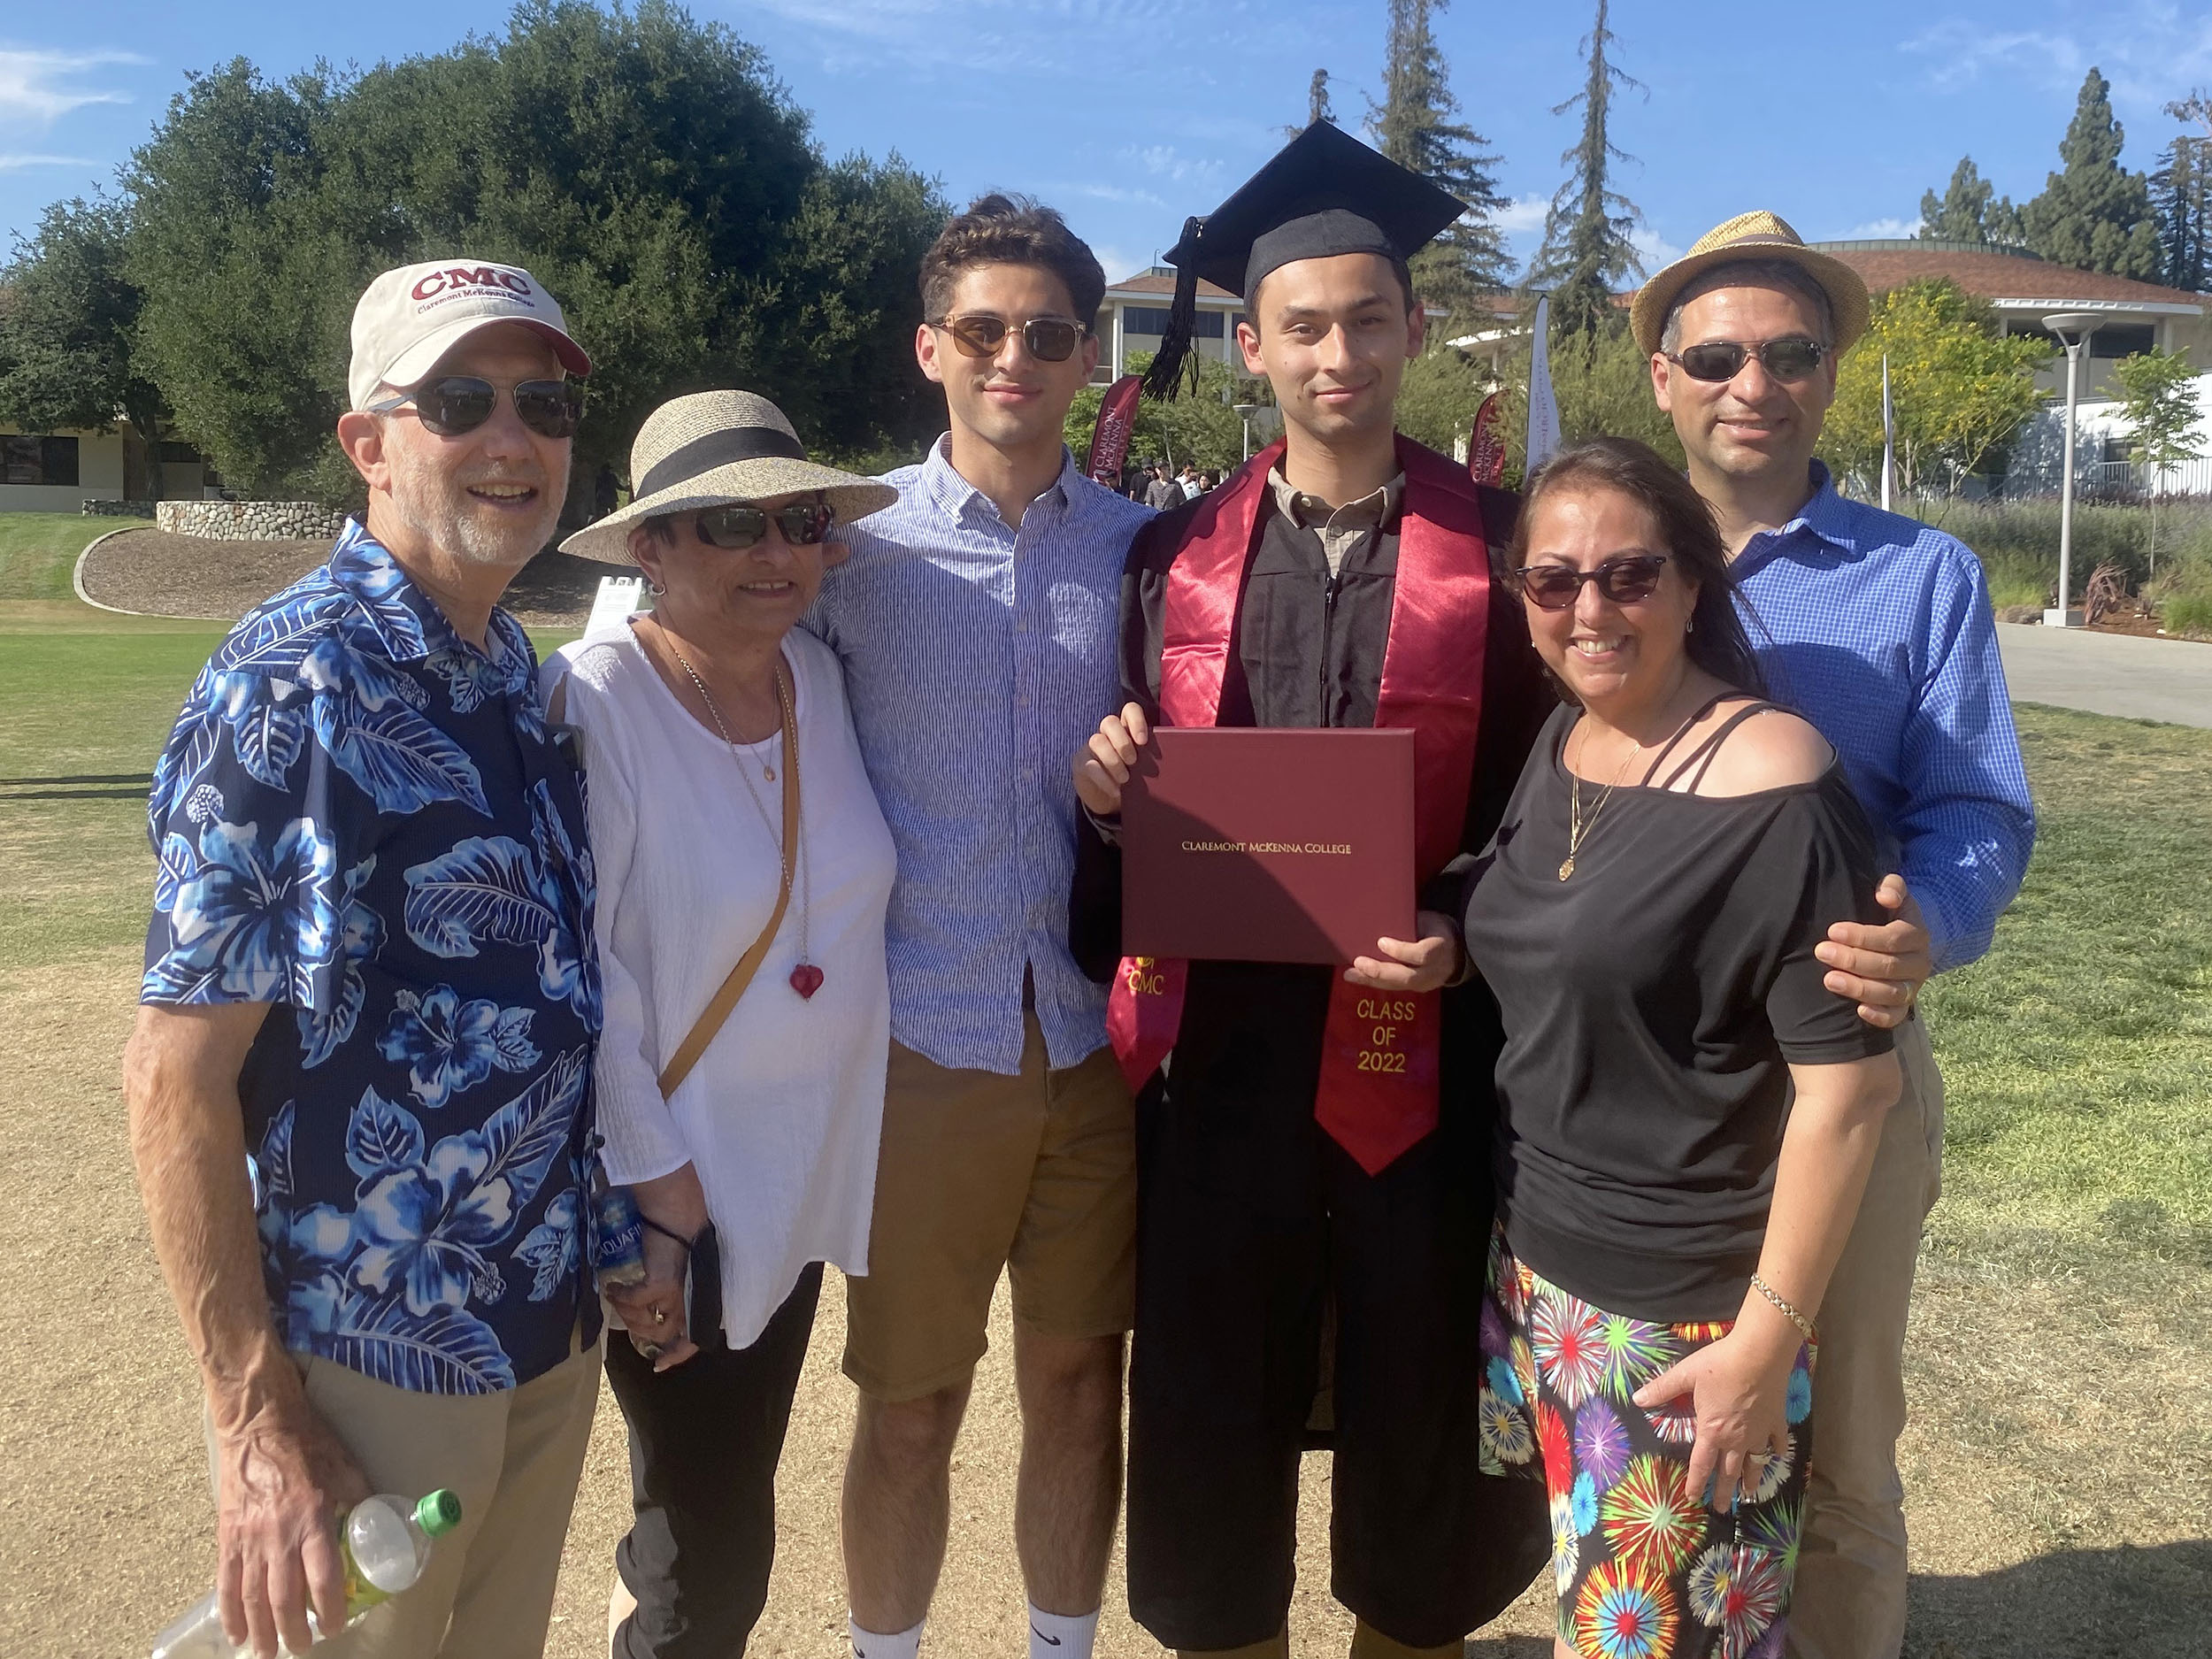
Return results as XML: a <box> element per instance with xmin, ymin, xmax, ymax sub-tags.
<box><xmin>806</xmin><ymin>436</ymin><xmax>1154</xmax><ymax>1073</ymax></box>
<box><xmin>1732</xmin><ymin>464</ymin><xmax>2034</xmax><ymax>972</ymax></box>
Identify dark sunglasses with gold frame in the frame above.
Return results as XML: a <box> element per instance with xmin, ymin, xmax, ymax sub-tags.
<box><xmin>932</xmin><ymin>314</ymin><xmax>1091</xmax><ymax>364</ymax></box>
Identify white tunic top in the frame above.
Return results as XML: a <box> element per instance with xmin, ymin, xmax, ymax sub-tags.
<box><xmin>546</xmin><ymin>625</ymin><xmax>895</xmax><ymax>1348</ymax></box>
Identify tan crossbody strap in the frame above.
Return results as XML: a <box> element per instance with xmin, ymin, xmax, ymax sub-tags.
<box><xmin>656</xmin><ymin>665</ymin><xmax>798</xmax><ymax>1100</ymax></box>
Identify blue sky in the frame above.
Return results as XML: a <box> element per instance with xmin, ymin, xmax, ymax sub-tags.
<box><xmin>5</xmin><ymin>1</ymin><xmax>2210</xmax><ymax>284</ymax></box>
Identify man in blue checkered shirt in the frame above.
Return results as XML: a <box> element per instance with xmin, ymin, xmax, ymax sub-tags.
<box><xmin>1636</xmin><ymin>212</ymin><xmax>2034</xmax><ymax>1659</ymax></box>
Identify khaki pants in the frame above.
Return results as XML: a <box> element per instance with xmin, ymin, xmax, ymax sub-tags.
<box><xmin>1788</xmin><ymin>1014</ymin><xmax>1944</xmax><ymax>1659</ymax></box>
<box><xmin>206</xmin><ymin>1338</ymin><xmax>602</xmax><ymax>1659</ymax></box>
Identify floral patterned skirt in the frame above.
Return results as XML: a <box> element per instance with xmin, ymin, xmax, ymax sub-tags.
<box><xmin>1479</xmin><ymin>1224</ymin><xmax>1816</xmax><ymax>1659</ymax></box>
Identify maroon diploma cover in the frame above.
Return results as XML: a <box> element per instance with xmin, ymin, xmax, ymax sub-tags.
<box><xmin>1121</xmin><ymin>727</ymin><xmax>1415</xmax><ymax>964</ymax></box>
<box><xmin>1107</xmin><ymin>435</ymin><xmax>1495</xmax><ymax>1175</ymax></box>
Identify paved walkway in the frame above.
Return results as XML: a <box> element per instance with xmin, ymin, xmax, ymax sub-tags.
<box><xmin>1997</xmin><ymin>624</ymin><xmax>2212</xmax><ymax>729</ymax></box>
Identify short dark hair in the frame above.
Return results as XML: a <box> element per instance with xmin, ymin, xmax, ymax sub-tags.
<box><xmin>919</xmin><ymin>194</ymin><xmax>1107</xmax><ymax>331</ymax></box>
<box><xmin>1507</xmin><ymin>436</ymin><xmax>1768</xmax><ymax>699</ymax></box>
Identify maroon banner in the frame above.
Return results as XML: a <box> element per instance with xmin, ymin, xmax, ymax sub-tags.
<box><xmin>1086</xmin><ymin>374</ymin><xmax>1143</xmax><ymax>490</ymax></box>
<box><xmin>1469</xmin><ymin>392</ymin><xmax>1505</xmax><ymax>487</ymax></box>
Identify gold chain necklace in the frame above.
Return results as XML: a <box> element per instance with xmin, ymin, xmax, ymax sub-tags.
<box><xmin>1560</xmin><ymin>726</ymin><xmax>1646</xmax><ymax>881</ymax></box>
<box><xmin>1558</xmin><ymin>700</ymin><xmax>1715</xmax><ymax>880</ymax></box>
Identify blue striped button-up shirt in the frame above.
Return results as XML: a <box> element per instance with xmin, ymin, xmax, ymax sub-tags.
<box><xmin>807</xmin><ymin>436</ymin><xmax>1154</xmax><ymax>1074</ymax></box>
<box><xmin>1732</xmin><ymin>464</ymin><xmax>2034</xmax><ymax>972</ymax></box>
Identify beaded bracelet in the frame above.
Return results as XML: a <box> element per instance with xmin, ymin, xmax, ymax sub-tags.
<box><xmin>1748</xmin><ymin>1273</ymin><xmax>1816</xmax><ymax>1341</ymax></box>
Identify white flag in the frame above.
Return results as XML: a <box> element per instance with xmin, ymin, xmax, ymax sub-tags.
<box><xmin>1880</xmin><ymin>353</ymin><xmax>1896</xmax><ymax>511</ymax></box>
<box><xmin>1527</xmin><ymin>294</ymin><xmax>1563</xmax><ymax>472</ymax></box>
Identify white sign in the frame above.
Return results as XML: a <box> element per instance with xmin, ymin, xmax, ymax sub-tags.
<box><xmin>584</xmin><ymin>574</ymin><xmax>648</xmax><ymax>638</ymax></box>
<box><xmin>1527</xmin><ymin>294</ymin><xmax>1563</xmax><ymax>472</ymax></box>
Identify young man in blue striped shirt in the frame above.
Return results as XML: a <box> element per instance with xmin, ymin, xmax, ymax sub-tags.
<box><xmin>805</xmin><ymin>196</ymin><xmax>1154</xmax><ymax>1659</ymax></box>
<box><xmin>1638</xmin><ymin>213</ymin><xmax>2035</xmax><ymax>1659</ymax></box>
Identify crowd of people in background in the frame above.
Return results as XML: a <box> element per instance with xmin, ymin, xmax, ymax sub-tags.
<box><xmin>123</xmin><ymin>118</ymin><xmax>2028</xmax><ymax>1659</ymax></box>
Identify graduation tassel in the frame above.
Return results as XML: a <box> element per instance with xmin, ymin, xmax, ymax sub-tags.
<box><xmin>1141</xmin><ymin>217</ymin><xmax>1205</xmax><ymax>402</ymax></box>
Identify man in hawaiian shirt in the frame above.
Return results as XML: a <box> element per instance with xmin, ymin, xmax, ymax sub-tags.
<box><xmin>125</xmin><ymin>259</ymin><xmax>602</xmax><ymax>1659</ymax></box>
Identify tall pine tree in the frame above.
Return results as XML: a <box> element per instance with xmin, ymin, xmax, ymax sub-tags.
<box><xmin>1370</xmin><ymin>0</ymin><xmax>1511</xmax><ymax>319</ymax></box>
<box><xmin>1918</xmin><ymin>157</ymin><xmax>2025</xmax><ymax>246</ymax></box>
<box><xmin>2153</xmin><ymin>92</ymin><xmax>2211</xmax><ymax>292</ymax></box>
<box><xmin>1532</xmin><ymin>0</ymin><xmax>1645</xmax><ymax>342</ymax></box>
<box><xmin>2020</xmin><ymin>68</ymin><xmax>2165</xmax><ymax>279</ymax></box>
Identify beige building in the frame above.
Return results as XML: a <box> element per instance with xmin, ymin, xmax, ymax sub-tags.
<box><xmin>1809</xmin><ymin>239</ymin><xmax>2208</xmax><ymax>397</ymax></box>
<box><xmin>0</xmin><ymin>423</ymin><xmax>211</xmax><ymax>512</ymax></box>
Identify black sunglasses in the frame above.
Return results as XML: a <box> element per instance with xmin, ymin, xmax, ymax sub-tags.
<box><xmin>695</xmin><ymin>500</ymin><xmax>836</xmax><ymax>550</ymax></box>
<box><xmin>1512</xmin><ymin>554</ymin><xmax>1671</xmax><ymax>611</ymax></box>
<box><xmin>369</xmin><ymin>377</ymin><xmax>584</xmax><ymax>439</ymax></box>
<box><xmin>933</xmin><ymin>314</ymin><xmax>1089</xmax><ymax>363</ymax></box>
<box><xmin>1665</xmin><ymin>338</ymin><xmax>1826</xmax><ymax>383</ymax></box>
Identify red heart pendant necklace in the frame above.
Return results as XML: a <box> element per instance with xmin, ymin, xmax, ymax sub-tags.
<box><xmin>665</xmin><ymin>635</ymin><xmax>825</xmax><ymax>1002</ymax></box>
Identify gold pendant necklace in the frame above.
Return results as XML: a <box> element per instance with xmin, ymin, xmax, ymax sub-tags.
<box><xmin>1560</xmin><ymin>728</ymin><xmax>1645</xmax><ymax>880</ymax></box>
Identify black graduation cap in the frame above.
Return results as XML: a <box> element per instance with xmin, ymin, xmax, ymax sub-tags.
<box><xmin>1141</xmin><ymin>119</ymin><xmax>1468</xmax><ymax>400</ymax></box>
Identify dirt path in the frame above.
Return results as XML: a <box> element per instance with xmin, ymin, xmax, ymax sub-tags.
<box><xmin>74</xmin><ymin>529</ymin><xmax>600</xmax><ymax>629</ymax></box>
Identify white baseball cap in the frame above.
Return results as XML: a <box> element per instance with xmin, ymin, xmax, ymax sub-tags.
<box><xmin>348</xmin><ymin>257</ymin><xmax>592</xmax><ymax>411</ymax></box>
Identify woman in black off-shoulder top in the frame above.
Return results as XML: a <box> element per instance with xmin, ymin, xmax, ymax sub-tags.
<box><xmin>1455</xmin><ymin>440</ymin><xmax>1901</xmax><ymax>1659</ymax></box>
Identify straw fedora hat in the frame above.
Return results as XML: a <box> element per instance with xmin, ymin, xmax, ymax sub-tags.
<box><xmin>1629</xmin><ymin>210</ymin><xmax>1871</xmax><ymax>359</ymax></box>
<box><xmin>562</xmin><ymin>390</ymin><xmax>898</xmax><ymax>564</ymax></box>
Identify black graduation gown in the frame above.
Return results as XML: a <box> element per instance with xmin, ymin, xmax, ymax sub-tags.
<box><xmin>1069</xmin><ymin>472</ymin><xmax>1555</xmax><ymax>1649</ymax></box>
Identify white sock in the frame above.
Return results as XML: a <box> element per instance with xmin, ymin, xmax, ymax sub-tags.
<box><xmin>849</xmin><ymin>1614</ymin><xmax>923</xmax><ymax>1659</ymax></box>
<box><xmin>1027</xmin><ymin>1603</ymin><xmax>1102</xmax><ymax>1659</ymax></box>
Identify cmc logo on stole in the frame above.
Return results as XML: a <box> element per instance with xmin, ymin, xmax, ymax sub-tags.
<box><xmin>1123</xmin><ymin>956</ymin><xmax>1166</xmax><ymax>996</ymax></box>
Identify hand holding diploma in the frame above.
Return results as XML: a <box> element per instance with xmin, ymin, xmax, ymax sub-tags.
<box><xmin>1345</xmin><ymin>910</ymin><xmax>1462</xmax><ymax>994</ymax></box>
<box><xmin>1074</xmin><ymin>701</ymin><xmax>1153</xmax><ymax>817</ymax></box>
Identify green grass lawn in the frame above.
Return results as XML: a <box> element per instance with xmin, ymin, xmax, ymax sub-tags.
<box><xmin>1922</xmin><ymin>705</ymin><xmax>2212</xmax><ymax>1262</ymax></box>
<box><xmin>0</xmin><ymin>512</ymin><xmax>110</xmax><ymax>601</ymax></box>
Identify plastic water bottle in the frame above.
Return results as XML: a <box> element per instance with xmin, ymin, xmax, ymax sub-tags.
<box><xmin>590</xmin><ymin>1164</ymin><xmax>649</xmax><ymax>1294</ymax></box>
<box><xmin>150</xmin><ymin>1490</ymin><xmax>462</xmax><ymax>1658</ymax></box>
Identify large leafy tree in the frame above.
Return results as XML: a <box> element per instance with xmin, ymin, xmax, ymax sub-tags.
<box><xmin>2020</xmin><ymin>68</ymin><xmax>2165</xmax><ymax>280</ymax></box>
<box><xmin>1531</xmin><ymin>0</ymin><xmax>1644</xmax><ymax>345</ymax></box>
<box><xmin>2153</xmin><ymin>91</ymin><xmax>2210</xmax><ymax>292</ymax></box>
<box><xmin>121</xmin><ymin>1</ymin><xmax>947</xmax><ymax>503</ymax></box>
<box><xmin>0</xmin><ymin>197</ymin><xmax>172</xmax><ymax>496</ymax></box>
<box><xmin>1370</xmin><ymin>0</ymin><xmax>1512</xmax><ymax>321</ymax></box>
<box><xmin>1818</xmin><ymin>278</ymin><xmax>2048</xmax><ymax>495</ymax></box>
<box><xmin>1918</xmin><ymin>157</ymin><xmax>2026</xmax><ymax>246</ymax></box>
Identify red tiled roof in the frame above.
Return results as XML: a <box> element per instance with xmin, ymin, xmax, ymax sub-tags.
<box><xmin>1106</xmin><ymin>271</ymin><xmax>1240</xmax><ymax>300</ymax></box>
<box><xmin>1808</xmin><ymin>242</ymin><xmax>2204</xmax><ymax>308</ymax></box>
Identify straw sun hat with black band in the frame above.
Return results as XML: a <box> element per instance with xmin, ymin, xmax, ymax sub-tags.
<box><xmin>562</xmin><ymin>390</ymin><xmax>897</xmax><ymax>564</ymax></box>
<box><xmin>1629</xmin><ymin>210</ymin><xmax>1871</xmax><ymax>359</ymax></box>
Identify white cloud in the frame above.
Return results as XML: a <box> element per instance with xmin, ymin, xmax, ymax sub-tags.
<box><xmin>0</xmin><ymin>151</ymin><xmax>95</xmax><ymax>170</ymax></box>
<box><xmin>0</xmin><ymin>48</ymin><xmax>142</xmax><ymax>128</ymax></box>
<box><xmin>1494</xmin><ymin>194</ymin><xmax>1550</xmax><ymax>236</ymax></box>
<box><xmin>1122</xmin><ymin>143</ymin><xmax>1225</xmax><ymax>188</ymax></box>
<box><xmin>1903</xmin><ymin>9</ymin><xmax>2212</xmax><ymax>115</ymax></box>
<box><xmin>1062</xmin><ymin>181</ymin><xmax>1168</xmax><ymax>210</ymax></box>
<box><xmin>1630</xmin><ymin>226</ymin><xmax>1682</xmax><ymax>272</ymax></box>
<box><xmin>1846</xmin><ymin>217</ymin><xmax>1923</xmax><ymax>240</ymax></box>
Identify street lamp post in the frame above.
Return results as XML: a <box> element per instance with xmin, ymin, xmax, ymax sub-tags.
<box><xmin>1233</xmin><ymin>403</ymin><xmax>1259</xmax><ymax>463</ymax></box>
<box><xmin>2041</xmin><ymin>312</ymin><xmax>2102</xmax><ymax>628</ymax></box>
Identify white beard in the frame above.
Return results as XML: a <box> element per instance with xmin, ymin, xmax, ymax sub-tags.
<box><xmin>388</xmin><ymin>461</ymin><xmax>565</xmax><ymax>569</ymax></box>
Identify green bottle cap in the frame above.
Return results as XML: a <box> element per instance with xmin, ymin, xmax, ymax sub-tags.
<box><xmin>415</xmin><ymin>1490</ymin><xmax>463</xmax><ymax>1537</ymax></box>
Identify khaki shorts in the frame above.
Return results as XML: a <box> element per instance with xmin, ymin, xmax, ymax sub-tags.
<box><xmin>842</xmin><ymin>1012</ymin><xmax>1136</xmax><ymax>1401</ymax></box>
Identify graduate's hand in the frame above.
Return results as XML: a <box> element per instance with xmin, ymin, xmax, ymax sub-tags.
<box><xmin>1074</xmin><ymin>703</ymin><xmax>1152</xmax><ymax>817</ymax></box>
<box><xmin>1345</xmin><ymin>910</ymin><xmax>1461</xmax><ymax>994</ymax></box>
<box><xmin>1816</xmin><ymin>874</ymin><xmax>1931</xmax><ymax>1030</ymax></box>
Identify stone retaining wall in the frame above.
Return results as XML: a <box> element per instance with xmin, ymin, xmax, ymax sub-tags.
<box><xmin>81</xmin><ymin>498</ymin><xmax>157</xmax><ymax>518</ymax></box>
<box><xmin>154</xmin><ymin>500</ymin><xmax>350</xmax><ymax>541</ymax></box>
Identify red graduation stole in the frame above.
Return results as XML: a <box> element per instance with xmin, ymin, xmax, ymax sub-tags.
<box><xmin>1106</xmin><ymin>434</ymin><xmax>1493</xmax><ymax>1174</ymax></box>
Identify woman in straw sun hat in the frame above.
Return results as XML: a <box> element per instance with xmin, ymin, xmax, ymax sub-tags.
<box><xmin>545</xmin><ymin>390</ymin><xmax>898</xmax><ymax>1656</ymax></box>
